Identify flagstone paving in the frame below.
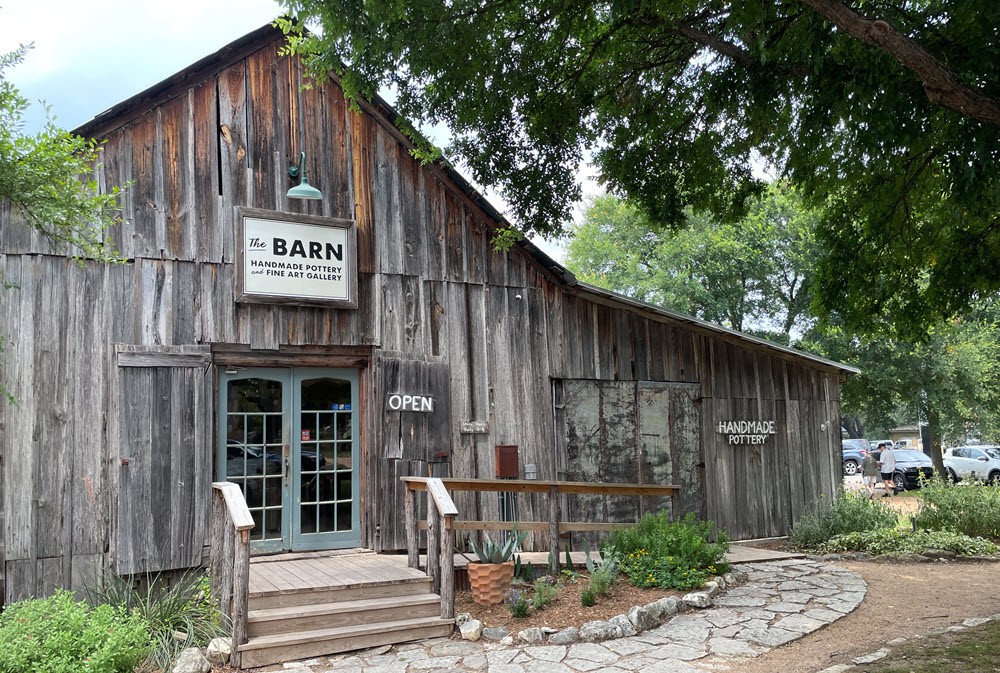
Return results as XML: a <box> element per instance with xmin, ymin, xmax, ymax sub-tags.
<box><xmin>272</xmin><ymin>560</ymin><xmax>866</xmax><ymax>673</ymax></box>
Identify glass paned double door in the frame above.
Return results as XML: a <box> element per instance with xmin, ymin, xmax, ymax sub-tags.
<box><xmin>218</xmin><ymin>368</ymin><xmax>360</xmax><ymax>552</ymax></box>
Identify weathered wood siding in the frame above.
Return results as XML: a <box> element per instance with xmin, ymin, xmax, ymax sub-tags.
<box><xmin>0</xmin><ymin>28</ymin><xmax>842</xmax><ymax>602</ymax></box>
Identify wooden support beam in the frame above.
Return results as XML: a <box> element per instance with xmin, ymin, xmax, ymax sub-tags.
<box><xmin>439</xmin><ymin>515</ymin><xmax>455</xmax><ymax>620</ymax></box>
<box><xmin>404</xmin><ymin>487</ymin><xmax>418</xmax><ymax>569</ymax></box>
<box><xmin>426</xmin><ymin>490</ymin><xmax>440</xmax><ymax>594</ymax></box>
<box><xmin>549</xmin><ymin>485</ymin><xmax>560</xmax><ymax>575</ymax></box>
<box><xmin>416</xmin><ymin>520</ymin><xmax>638</xmax><ymax>532</ymax></box>
<box><xmin>230</xmin><ymin>525</ymin><xmax>251</xmax><ymax>669</ymax></box>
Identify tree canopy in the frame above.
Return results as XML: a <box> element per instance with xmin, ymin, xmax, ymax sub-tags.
<box><xmin>566</xmin><ymin>185</ymin><xmax>819</xmax><ymax>340</ymax></box>
<box><xmin>280</xmin><ymin>0</ymin><xmax>1000</xmax><ymax>336</ymax></box>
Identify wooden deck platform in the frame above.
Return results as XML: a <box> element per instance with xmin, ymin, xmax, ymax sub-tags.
<box><xmin>248</xmin><ymin>550</ymin><xmax>428</xmax><ymax>598</ymax></box>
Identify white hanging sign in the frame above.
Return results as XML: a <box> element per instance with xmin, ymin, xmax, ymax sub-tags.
<box><xmin>236</xmin><ymin>207</ymin><xmax>358</xmax><ymax>308</ymax></box>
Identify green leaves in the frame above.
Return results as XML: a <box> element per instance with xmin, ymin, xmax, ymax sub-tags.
<box><xmin>281</xmin><ymin>0</ymin><xmax>1000</xmax><ymax>334</ymax></box>
<box><xmin>0</xmin><ymin>44</ymin><xmax>126</xmax><ymax>263</ymax></box>
<box><xmin>566</xmin><ymin>185</ymin><xmax>820</xmax><ymax>338</ymax></box>
<box><xmin>470</xmin><ymin>524</ymin><xmax>528</xmax><ymax>563</ymax></box>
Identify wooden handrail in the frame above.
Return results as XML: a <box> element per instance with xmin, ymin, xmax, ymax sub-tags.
<box><xmin>209</xmin><ymin>482</ymin><xmax>253</xmax><ymax>668</ymax></box>
<box><xmin>400</xmin><ymin>476</ymin><xmax>679</xmax><ymax>496</ymax></box>
<box><xmin>401</xmin><ymin>475</ymin><xmax>681</xmax><ymax>622</ymax></box>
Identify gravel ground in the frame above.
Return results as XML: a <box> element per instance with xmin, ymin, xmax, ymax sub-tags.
<box><xmin>708</xmin><ymin>560</ymin><xmax>1000</xmax><ymax>673</ymax></box>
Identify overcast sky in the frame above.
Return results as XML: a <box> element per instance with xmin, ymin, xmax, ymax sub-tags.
<box><xmin>1</xmin><ymin>0</ymin><xmax>577</xmax><ymax>261</ymax></box>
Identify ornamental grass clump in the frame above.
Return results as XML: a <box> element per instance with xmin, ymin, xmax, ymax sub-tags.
<box><xmin>600</xmin><ymin>512</ymin><xmax>729</xmax><ymax>590</ymax></box>
<box><xmin>789</xmin><ymin>490</ymin><xmax>899</xmax><ymax>549</ymax></box>
<box><xmin>87</xmin><ymin>569</ymin><xmax>227</xmax><ymax>673</ymax></box>
<box><xmin>913</xmin><ymin>476</ymin><xmax>1000</xmax><ymax>539</ymax></box>
<box><xmin>0</xmin><ymin>590</ymin><xmax>151</xmax><ymax>673</ymax></box>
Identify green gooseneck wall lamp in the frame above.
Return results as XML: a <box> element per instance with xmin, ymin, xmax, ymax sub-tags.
<box><xmin>286</xmin><ymin>151</ymin><xmax>323</xmax><ymax>201</ymax></box>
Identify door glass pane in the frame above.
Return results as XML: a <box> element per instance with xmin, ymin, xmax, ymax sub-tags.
<box><xmin>299</xmin><ymin>378</ymin><xmax>352</xmax><ymax>536</ymax></box>
<box><xmin>225</xmin><ymin>378</ymin><xmax>283</xmax><ymax>543</ymax></box>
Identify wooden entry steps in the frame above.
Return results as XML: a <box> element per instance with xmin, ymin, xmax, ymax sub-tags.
<box><xmin>239</xmin><ymin>553</ymin><xmax>453</xmax><ymax>668</ymax></box>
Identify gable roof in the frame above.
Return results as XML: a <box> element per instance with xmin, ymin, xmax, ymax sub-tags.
<box><xmin>73</xmin><ymin>24</ymin><xmax>858</xmax><ymax>377</ymax></box>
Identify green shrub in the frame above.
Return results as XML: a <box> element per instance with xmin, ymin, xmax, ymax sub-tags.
<box><xmin>531</xmin><ymin>579</ymin><xmax>558</xmax><ymax>610</ymax></box>
<box><xmin>0</xmin><ymin>590</ymin><xmax>150</xmax><ymax>673</ymax></box>
<box><xmin>588</xmin><ymin>567</ymin><xmax>614</xmax><ymax>596</ymax></box>
<box><xmin>580</xmin><ymin>585</ymin><xmax>596</xmax><ymax>607</ymax></box>
<box><xmin>913</xmin><ymin>477</ymin><xmax>1000</xmax><ymax>539</ymax></box>
<box><xmin>601</xmin><ymin>512</ymin><xmax>729</xmax><ymax>590</ymax></box>
<box><xmin>789</xmin><ymin>490</ymin><xmax>899</xmax><ymax>549</ymax></box>
<box><xmin>822</xmin><ymin>528</ymin><xmax>997</xmax><ymax>556</ymax></box>
<box><xmin>88</xmin><ymin>569</ymin><xmax>227</xmax><ymax>673</ymax></box>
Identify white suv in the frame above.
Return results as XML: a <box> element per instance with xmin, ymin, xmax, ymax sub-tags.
<box><xmin>943</xmin><ymin>446</ymin><xmax>1000</xmax><ymax>483</ymax></box>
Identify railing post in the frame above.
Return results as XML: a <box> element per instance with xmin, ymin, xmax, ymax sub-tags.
<box><xmin>404</xmin><ymin>486</ymin><xmax>418</xmax><ymax>569</ymax></box>
<box><xmin>209</xmin><ymin>490</ymin><xmax>225</xmax><ymax>608</ymax></box>
<box><xmin>439</xmin><ymin>512</ymin><xmax>455</xmax><ymax>620</ymax></box>
<box><xmin>427</xmin><ymin>490</ymin><xmax>441</xmax><ymax>594</ymax></box>
<box><xmin>230</xmin><ymin>527</ymin><xmax>250</xmax><ymax>669</ymax></box>
<box><xmin>219</xmin><ymin>519</ymin><xmax>235</xmax><ymax>623</ymax></box>
<box><xmin>549</xmin><ymin>484</ymin><xmax>560</xmax><ymax>574</ymax></box>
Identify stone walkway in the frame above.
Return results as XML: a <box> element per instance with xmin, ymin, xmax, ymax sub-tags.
<box><xmin>274</xmin><ymin>559</ymin><xmax>866</xmax><ymax>673</ymax></box>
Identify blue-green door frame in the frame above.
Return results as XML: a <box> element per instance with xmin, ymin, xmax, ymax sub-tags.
<box><xmin>216</xmin><ymin>367</ymin><xmax>361</xmax><ymax>552</ymax></box>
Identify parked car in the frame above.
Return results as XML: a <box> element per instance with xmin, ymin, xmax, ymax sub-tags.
<box><xmin>842</xmin><ymin>439</ymin><xmax>871</xmax><ymax>476</ymax></box>
<box><xmin>870</xmin><ymin>439</ymin><xmax>892</xmax><ymax>450</ymax></box>
<box><xmin>871</xmin><ymin>448</ymin><xmax>934</xmax><ymax>491</ymax></box>
<box><xmin>943</xmin><ymin>446</ymin><xmax>1000</xmax><ymax>484</ymax></box>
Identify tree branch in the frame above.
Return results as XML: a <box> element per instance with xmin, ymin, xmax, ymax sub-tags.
<box><xmin>797</xmin><ymin>0</ymin><xmax>1000</xmax><ymax>127</ymax></box>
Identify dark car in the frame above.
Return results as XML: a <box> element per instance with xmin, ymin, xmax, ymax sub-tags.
<box><xmin>842</xmin><ymin>439</ymin><xmax>871</xmax><ymax>476</ymax></box>
<box><xmin>872</xmin><ymin>448</ymin><xmax>934</xmax><ymax>492</ymax></box>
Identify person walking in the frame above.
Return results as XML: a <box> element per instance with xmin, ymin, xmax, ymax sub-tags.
<box><xmin>879</xmin><ymin>443</ymin><xmax>897</xmax><ymax>497</ymax></box>
<box><xmin>861</xmin><ymin>449</ymin><xmax>880</xmax><ymax>498</ymax></box>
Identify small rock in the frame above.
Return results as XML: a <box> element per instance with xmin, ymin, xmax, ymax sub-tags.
<box><xmin>455</xmin><ymin>612</ymin><xmax>471</xmax><ymax>626</ymax></box>
<box><xmin>580</xmin><ymin>620</ymin><xmax>622</xmax><ymax>642</ymax></box>
<box><xmin>482</xmin><ymin>626</ymin><xmax>509</xmax><ymax>640</ymax></box>
<box><xmin>609</xmin><ymin>614</ymin><xmax>637</xmax><ymax>637</ymax></box>
<box><xmin>817</xmin><ymin>665</ymin><xmax>855</xmax><ymax>673</ymax></box>
<box><xmin>898</xmin><ymin>553</ymin><xmax>933</xmax><ymax>563</ymax></box>
<box><xmin>172</xmin><ymin>647</ymin><xmax>210</xmax><ymax>673</ymax></box>
<box><xmin>499</xmin><ymin>636</ymin><xmax>514</xmax><ymax>646</ymax></box>
<box><xmin>549</xmin><ymin>627</ymin><xmax>580</xmax><ymax>644</ymax></box>
<box><xmin>842</xmin><ymin>552</ymin><xmax>869</xmax><ymax>561</ymax></box>
<box><xmin>921</xmin><ymin>549</ymin><xmax>957</xmax><ymax>560</ymax></box>
<box><xmin>963</xmin><ymin>617</ymin><xmax>991</xmax><ymax>627</ymax></box>
<box><xmin>731</xmin><ymin>570</ymin><xmax>749</xmax><ymax>582</ymax></box>
<box><xmin>955</xmin><ymin>554</ymin><xmax>1000</xmax><ymax>563</ymax></box>
<box><xmin>714</xmin><ymin>575</ymin><xmax>727</xmax><ymax>590</ymax></box>
<box><xmin>460</xmin><ymin>619</ymin><xmax>483</xmax><ymax>641</ymax></box>
<box><xmin>682</xmin><ymin>592</ymin><xmax>714</xmax><ymax>609</ymax></box>
<box><xmin>821</xmin><ymin>553</ymin><xmax>842</xmax><ymax>561</ymax></box>
<box><xmin>540</xmin><ymin>626</ymin><xmax>559</xmax><ymax>634</ymax></box>
<box><xmin>702</xmin><ymin>580</ymin><xmax>720</xmax><ymax>598</ymax></box>
<box><xmin>628</xmin><ymin>604</ymin><xmax>660</xmax><ymax>631</ymax></box>
<box><xmin>646</xmin><ymin>596</ymin><xmax>680</xmax><ymax>619</ymax></box>
<box><xmin>722</xmin><ymin>572</ymin><xmax>737</xmax><ymax>586</ymax></box>
<box><xmin>206</xmin><ymin>637</ymin><xmax>232</xmax><ymax>665</ymax></box>
<box><xmin>518</xmin><ymin>627</ymin><xmax>546</xmax><ymax>643</ymax></box>
<box><xmin>852</xmin><ymin>648</ymin><xmax>889</xmax><ymax>664</ymax></box>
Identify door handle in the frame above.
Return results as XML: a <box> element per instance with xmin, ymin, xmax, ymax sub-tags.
<box><xmin>283</xmin><ymin>444</ymin><xmax>290</xmax><ymax>487</ymax></box>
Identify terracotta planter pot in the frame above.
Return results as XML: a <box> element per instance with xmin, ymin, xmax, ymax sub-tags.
<box><xmin>467</xmin><ymin>561</ymin><xmax>515</xmax><ymax>605</ymax></box>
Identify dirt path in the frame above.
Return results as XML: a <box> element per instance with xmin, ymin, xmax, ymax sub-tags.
<box><xmin>714</xmin><ymin>560</ymin><xmax>1000</xmax><ymax>673</ymax></box>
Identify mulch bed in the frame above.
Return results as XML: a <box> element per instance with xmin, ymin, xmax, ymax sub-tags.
<box><xmin>454</xmin><ymin>572</ymin><xmax>681</xmax><ymax>634</ymax></box>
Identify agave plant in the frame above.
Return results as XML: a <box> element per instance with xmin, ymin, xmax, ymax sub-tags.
<box><xmin>469</xmin><ymin>525</ymin><xmax>528</xmax><ymax>564</ymax></box>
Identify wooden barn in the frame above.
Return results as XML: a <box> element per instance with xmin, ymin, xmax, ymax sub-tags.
<box><xmin>0</xmin><ymin>24</ymin><xmax>855</xmax><ymax>664</ymax></box>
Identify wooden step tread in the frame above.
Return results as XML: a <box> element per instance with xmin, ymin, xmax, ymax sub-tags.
<box><xmin>248</xmin><ymin>574</ymin><xmax>432</xmax><ymax>598</ymax></box>
<box><xmin>248</xmin><ymin>593</ymin><xmax>441</xmax><ymax>623</ymax></box>
<box><xmin>241</xmin><ymin>616</ymin><xmax>454</xmax><ymax>651</ymax></box>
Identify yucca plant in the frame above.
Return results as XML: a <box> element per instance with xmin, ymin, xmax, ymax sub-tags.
<box><xmin>468</xmin><ymin>525</ymin><xmax>527</xmax><ymax>564</ymax></box>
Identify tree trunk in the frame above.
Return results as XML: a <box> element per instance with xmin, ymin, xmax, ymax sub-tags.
<box><xmin>926</xmin><ymin>407</ymin><xmax>946</xmax><ymax>479</ymax></box>
<box><xmin>841</xmin><ymin>415</ymin><xmax>864</xmax><ymax>439</ymax></box>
